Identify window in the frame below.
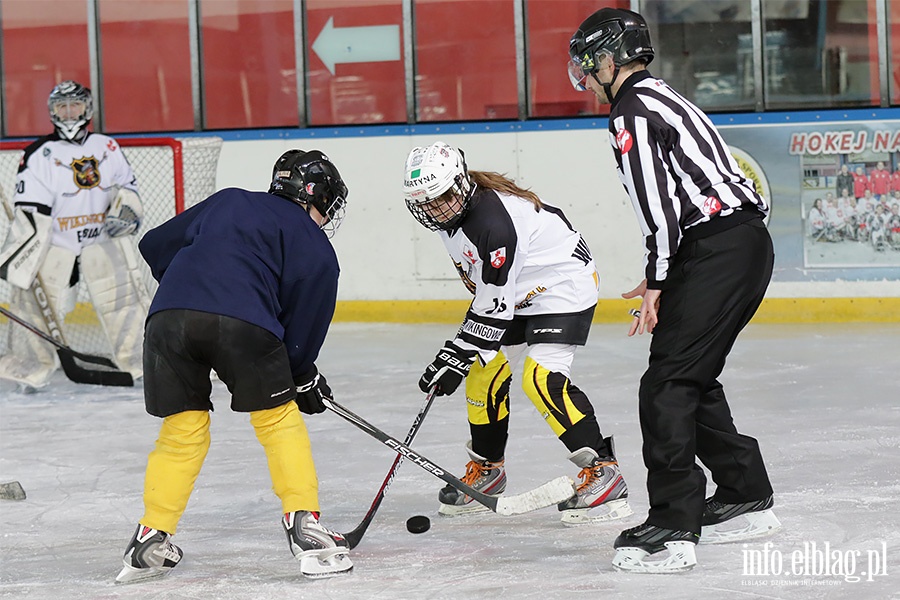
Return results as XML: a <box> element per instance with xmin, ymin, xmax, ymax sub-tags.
<box><xmin>414</xmin><ymin>0</ymin><xmax>517</xmax><ymax>122</ymax></box>
<box><xmin>643</xmin><ymin>0</ymin><xmax>755</xmax><ymax>112</ymax></box>
<box><xmin>306</xmin><ymin>0</ymin><xmax>405</xmax><ymax>125</ymax></box>
<box><xmin>1</xmin><ymin>0</ymin><xmax>90</xmax><ymax>137</ymax></box>
<box><xmin>99</xmin><ymin>0</ymin><xmax>194</xmax><ymax>132</ymax></box>
<box><xmin>201</xmin><ymin>0</ymin><xmax>299</xmax><ymax>129</ymax></box>
<box><xmin>527</xmin><ymin>0</ymin><xmax>629</xmax><ymax>117</ymax></box>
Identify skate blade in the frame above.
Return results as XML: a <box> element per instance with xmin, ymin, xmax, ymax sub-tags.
<box><xmin>298</xmin><ymin>551</ymin><xmax>353</xmax><ymax>578</ymax></box>
<box><xmin>700</xmin><ymin>509</ymin><xmax>782</xmax><ymax>545</ymax></box>
<box><xmin>560</xmin><ymin>499</ymin><xmax>633</xmax><ymax>526</ymax></box>
<box><xmin>115</xmin><ymin>563</ymin><xmax>174</xmax><ymax>584</ymax></box>
<box><xmin>612</xmin><ymin>541</ymin><xmax>697</xmax><ymax>574</ymax></box>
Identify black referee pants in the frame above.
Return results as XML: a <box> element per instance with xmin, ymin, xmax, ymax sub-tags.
<box><xmin>640</xmin><ymin>217</ymin><xmax>775</xmax><ymax>534</ymax></box>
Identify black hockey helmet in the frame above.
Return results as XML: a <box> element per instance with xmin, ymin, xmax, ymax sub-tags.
<box><xmin>48</xmin><ymin>80</ymin><xmax>93</xmax><ymax>142</ymax></box>
<box><xmin>568</xmin><ymin>8</ymin><xmax>654</xmax><ymax>93</ymax></box>
<box><xmin>269</xmin><ymin>149</ymin><xmax>348</xmax><ymax>237</ymax></box>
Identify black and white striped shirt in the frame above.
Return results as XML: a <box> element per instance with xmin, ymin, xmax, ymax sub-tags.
<box><xmin>607</xmin><ymin>70</ymin><xmax>769</xmax><ymax>288</ymax></box>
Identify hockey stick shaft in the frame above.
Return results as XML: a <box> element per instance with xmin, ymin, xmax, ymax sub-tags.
<box><xmin>343</xmin><ymin>386</ymin><xmax>437</xmax><ymax>549</ymax></box>
<box><xmin>324</xmin><ymin>398</ymin><xmax>575</xmax><ymax>516</ymax></box>
<box><xmin>0</xmin><ymin>305</ymin><xmax>133</xmax><ymax>386</ymax></box>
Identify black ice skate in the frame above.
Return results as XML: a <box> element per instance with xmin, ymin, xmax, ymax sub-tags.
<box><xmin>612</xmin><ymin>522</ymin><xmax>699</xmax><ymax>573</ymax></box>
<box><xmin>115</xmin><ymin>524</ymin><xmax>183</xmax><ymax>584</ymax></box>
<box><xmin>283</xmin><ymin>510</ymin><xmax>353</xmax><ymax>578</ymax></box>
<box><xmin>700</xmin><ymin>493</ymin><xmax>781</xmax><ymax>544</ymax></box>
<box><xmin>557</xmin><ymin>440</ymin><xmax>632</xmax><ymax>525</ymax></box>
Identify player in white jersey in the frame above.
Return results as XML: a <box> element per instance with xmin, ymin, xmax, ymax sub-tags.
<box><xmin>0</xmin><ymin>81</ymin><xmax>147</xmax><ymax>388</ymax></box>
<box><xmin>403</xmin><ymin>141</ymin><xmax>631</xmax><ymax>525</ymax></box>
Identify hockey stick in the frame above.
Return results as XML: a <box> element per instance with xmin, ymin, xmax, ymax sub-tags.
<box><xmin>324</xmin><ymin>398</ymin><xmax>575</xmax><ymax>516</ymax></box>
<box><xmin>0</xmin><ymin>306</ymin><xmax>133</xmax><ymax>387</ymax></box>
<box><xmin>343</xmin><ymin>386</ymin><xmax>438</xmax><ymax>549</ymax></box>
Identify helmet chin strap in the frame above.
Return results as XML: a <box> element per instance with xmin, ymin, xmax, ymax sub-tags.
<box><xmin>592</xmin><ymin>67</ymin><xmax>620</xmax><ymax>103</ymax></box>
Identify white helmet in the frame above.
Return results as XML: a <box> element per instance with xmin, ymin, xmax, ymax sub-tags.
<box><xmin>48</xmin><ymin>80</ymin><xmax>93</xmax><ymax>142</ymax></box>
<box><xmin>403</xmin><ymin>141</ymin><xmax>473</xmax><ymax>231</ymax></box>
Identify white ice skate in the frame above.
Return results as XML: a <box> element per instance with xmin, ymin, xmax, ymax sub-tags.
<box><xmin>115</xmin><ymin>524</ymin><xmax>183</xmax><ymax>584</ymax></box>
<box><xmin>558</xmin><ymin>443</ymin><xmax>632</xmax><ymax>525</ymax></box>
<box><xmin>438</xmin><ymin>442</ymin><xmax>506</xmax><ymax>517</ymax></box>
<box><xmin>283</xmin><ymin>511</ymin><xmax>353</xmax><ymax>578</ymax></box>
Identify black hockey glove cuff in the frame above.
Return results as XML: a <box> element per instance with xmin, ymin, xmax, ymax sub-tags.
<box><xmin>294</xmin><ymin>366</ymin><xmax>332</xmax><ymax>415</ymax></box>
<box><xmin>418</xmin><ymin>340</ymin><xmax>477</xmax><ymax>396</ymax></box>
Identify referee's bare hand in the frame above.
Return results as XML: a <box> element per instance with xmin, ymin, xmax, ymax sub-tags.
<box><xmin>622</xmin><ymin>280</ymin><xmax>659</xmax><ymax>336</ymax></box>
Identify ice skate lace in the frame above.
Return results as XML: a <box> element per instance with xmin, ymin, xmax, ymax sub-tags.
<box><xmin>575</xmin><ymin>461</ymin><xmax>617</xmax><ymax>493</ymax></box>
<box><xmin>461</xmin><ymin>459</ymin><xmax>503</xmax><ymax>485</ymax></box>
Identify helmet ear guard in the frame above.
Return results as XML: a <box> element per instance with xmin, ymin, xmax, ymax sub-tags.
<box><xmin>269</xmin><ymin>149</ymin><xmax>349</xmax><ymax>237</ymax></box>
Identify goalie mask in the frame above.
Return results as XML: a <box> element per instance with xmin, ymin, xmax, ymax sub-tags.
<box><xmin>568</xmin><ymin>8</ymin><xmax>654</xmax><ymax>100</ymax></box>
<box><xmin>269</xmin><ymin>149</ymin><xmax>348</xmax><ymax>237</ymax></box>
<box><xmin>48</xmin><ymin>80</ymin><xmax>93</xmax><ymax>142</ymax></box>
<box><xmin>403</xmin><ymin>142</ymin><xmax>474</xmax><ymax>232</ymax></box>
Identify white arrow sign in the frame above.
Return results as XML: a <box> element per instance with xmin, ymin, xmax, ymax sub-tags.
<box><xmin>312</xmin><ymin>17</ymin><xmax>401</xmax><ymax>75</ymax></box>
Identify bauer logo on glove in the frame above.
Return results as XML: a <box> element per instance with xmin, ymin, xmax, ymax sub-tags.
<box><xmin>418</xmin><ymin>340</ymin><xmax>477</xmax><ymax>396</ymax></box>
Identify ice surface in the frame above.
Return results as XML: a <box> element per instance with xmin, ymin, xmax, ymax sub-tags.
<box><xmin>2</xmin><ymin>323</ymin><xmax>899</xmax><ymax>599</ymax></box>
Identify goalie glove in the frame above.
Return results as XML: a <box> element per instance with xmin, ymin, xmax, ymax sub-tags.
<box><xmin>105</xmin><ymin>187</ymin><xmax>143</xmax><ymax>237</ymax></box>
<box><xmin>294</xmin><ymin>365</ymin><xmax>332</xmax><ymax>415</ymax></box>
<box><xmin>418</xmin><ymin>340</ymin><xmax>477</xmax><ymax>396</ymax></box>
<box><xmin>0</xmin><ymin>207</ymin><xmax>52</xmax><ymax>289</ymax></box>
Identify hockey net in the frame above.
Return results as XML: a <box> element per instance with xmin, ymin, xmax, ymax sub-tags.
<box><xmin>0</xmin><ymin>136</ymin><xmax>223</xmax><ymax>359</ymax></box>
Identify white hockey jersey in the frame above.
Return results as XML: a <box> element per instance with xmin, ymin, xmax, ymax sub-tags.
<box><xmin>13</xmin><ymin>132</ymin><xmax>138</xmax><ymax>255</ymax></box>
<box><xmin>440</xmin><ymin>187</ymin><xmax>600</xmax><ymax>356</ymax></box>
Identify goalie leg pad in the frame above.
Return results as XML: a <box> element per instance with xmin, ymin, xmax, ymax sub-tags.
<box><xmin>0</xmin><ymin>208</ymin><xmax>52</xmax><ymax>290</ymax></box>
<box><xmin>80</xmin><ymin>241</ymin><xmax>149</xmax><ymax>378</ymax></box>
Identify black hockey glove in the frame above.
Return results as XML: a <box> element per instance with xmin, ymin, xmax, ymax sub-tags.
<box><xmin>418</xmin><ymin>340</ymin><xmax>477</xmax><ymax>396</ymax></box>
<box><xmin>294</xmin><ymin>366</ymin><xmax>332</xmax><ymax>415</ymax></box>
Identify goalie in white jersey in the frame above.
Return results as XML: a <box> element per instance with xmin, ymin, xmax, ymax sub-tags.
<box><xmin>0</xmin><ymin>80</ymin><xmax>148</xmax><ymax>388</ymax></box>
<box><xmin>403</xmin><ymin>142</ymin><xmax>631</xmax><ymax>525</ymax></box>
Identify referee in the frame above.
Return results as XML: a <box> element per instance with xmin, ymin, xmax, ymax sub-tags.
<box><xmin>569</xmin><ymin>8</ymin><xmax>781</xmax><ymax>573</ymax></box>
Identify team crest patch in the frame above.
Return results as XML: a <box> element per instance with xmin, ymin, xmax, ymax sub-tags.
<box><xmin>490</xmin><ymin>247</ymin><xmax>506</xmax><ymax>268</ymax></box>
<box><xmin>616</xmin><ymin>129</ymin><xmax>633</xmax><ymax>154</ymax></box>
<box><xmin>462</xmin><ymin>245</ymin><xmax>477</xmax><ymax>264</ymax></box>
<box><xmin>702</xmin><ymin>195</ymin><xmax>722</xmax><ymax>215</ymax></box>
<box><xmin>70</xmin><ymin>156</ymin><xmax>101</xmax><ymax>189</ymax></box>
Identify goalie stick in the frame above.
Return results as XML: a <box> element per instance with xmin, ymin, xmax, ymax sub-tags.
<box><xmin>0</xmin><ymin>306</ymin><xmax>133</xmax><ymax>387</ymax></box>
<box><xmin>343</xmin><ymin>386</ymin><xmax>438</xmax><ymax>549</ymax></box>
<box><xmin>324</xmin><ymin>398</ymin><xmax>575</xmax><ymax>516</ymax></box>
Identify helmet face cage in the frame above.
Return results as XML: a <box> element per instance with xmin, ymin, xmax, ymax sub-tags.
<box><xmin>403</xmin><ymin>142</ymin><xmax>473</xmax><ymax>231</ymax></box>
<box><xmin>269</xmin><ymin>150</ymin><xmax>349</xmax><ymax>238</ymax></box>
<box><xmin>48</xmin><ymin>80</ymin><xmax>93</xmax><ymax>141</ymax></box>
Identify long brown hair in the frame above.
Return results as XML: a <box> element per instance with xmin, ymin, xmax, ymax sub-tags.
<box><xmin>469</xmin><ymin>171</ymin><xmax>543</xmax><ymax>211</ymax></box>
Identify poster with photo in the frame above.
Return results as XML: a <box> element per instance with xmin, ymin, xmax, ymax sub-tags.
<box><xmin>719</xmin><ymin>121</ymin><xmax>900</xmax><ymax>281</ymax></box>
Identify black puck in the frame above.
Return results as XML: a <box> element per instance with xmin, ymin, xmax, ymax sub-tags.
<box><xmin>406</xmin><ymin>515</ymin><xmax>431</xmax><ymax>534</ymax></box>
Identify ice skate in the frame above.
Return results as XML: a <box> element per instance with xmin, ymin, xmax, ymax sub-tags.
<box><xmin>612</xmin><ymin>522</ymin><xmax>699</xmax><ymax>573</ymax></box>
<box><xmin>438</xmin><ymin>441</ymin><xmax>506</xmax><ymax>516</ymax></box>
<box><xmin>557</xmin><ymin>441</ymin><xmax>632</xmax><ymax>525</ymax></box>
<box><xmin>115</xmin><ymin>524</ymin><xmax>183</xmax><ymax>584</ymax></box>
<box><xmin>282</xmin><ymin>511</ymin><xmax>353</xmax><ymax>578</ymax></box>
<box><xmin>700</xmin><ymin>494</ymin><xmax>781</xmax><ymax>544</ymax></box>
